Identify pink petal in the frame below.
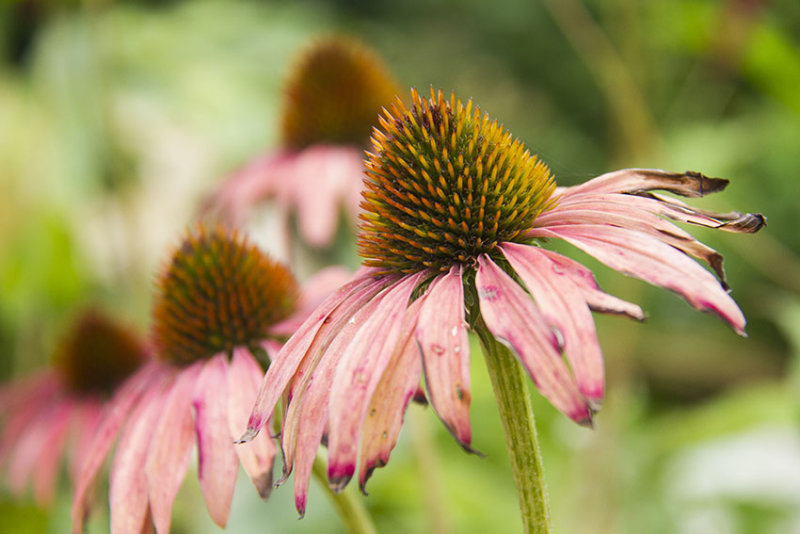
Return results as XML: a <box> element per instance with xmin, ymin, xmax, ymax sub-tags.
<box><xmin>68</xmin><ymin>399</ymin><xmax>103</xmax><ymax>482</ymax></box>
<box><xmin>110</xmin><ymin>381</ymin><xmax>168</xmax><ymax>534</ymax></box>
<box><xmin>145</xmin><ymin>363</ymin><xmax>202</xmax><ymax>534</ymax></box>
<box><xmin>559</xmin><ymin>168</ymin><xmax>729</xmax><ymax>198</ymax></box>
<box><xmin>193</xmin><ymin>355</ymin><xmax>239</xmax><ymax>527</ymax></box>
<box><xmin>502</xmin><ymin>243</ymin><xmax>605</xmax><ymax>403</ymax></box>
<box><xmin>529</xmin><ymin>224</ymin><xmax>747</xmax><ymax>334</ymax></box>
<box><xmin>358</xmin><ymin>294</ymin><xmax>426</xmax><ymax>492</ymax></box>
<box><xmin>32</xmin><ymin>401</ymin><xmax>73</xmax><ymax>506</ymax></box>
<box><xmin>534</xmin><ymin>249</ymin><xmax>645</xmax><ymax>320</ymax></box>
<box><xmin>72</xmin><ymin>362</ymin><xmax>161</xmax><ymax>532</ymax></box>
<box><xmin>290</xmin><ymin>146</ymin><xmax>364</xmax><ymax>247</ymax></box>
<box><xmin>227</xmin><ymin>348</ymin><xmax>277</xmax><ymax>499</ymax></box>
<box><xmin>476</xmin><ymin>255</ymin><xmax>593</xmax><ymax>425</ymax></box>
<box><xmin>241</xmin><ymin>271</ymin><xmax>389</xmax><ymax>441</ymax></box>
<box><xmin>327</xmin><ymin>271</ymin><xmax>426</xmax><ymax>491</ymax></box>
<box><xmin>416</xmin><ymin>266</ymin><xmax>473</xmax><ymax>448</ymax></box>
<box><xmin>283</xmin><ymin>278</ymin><xmax>389</xmax><ymax>515</ymax></box>
<box><xmin>0</xmin><ymin>374</ymin><xmax>59</xmax><ymax>473</ymax></box>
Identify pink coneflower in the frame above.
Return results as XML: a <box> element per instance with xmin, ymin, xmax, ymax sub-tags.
<box><xmin>71</xmin><ymin>225</ymin><xmax>348</xmax><ymax>533</ymax></box>
<box><xmin>0</xmin><ymin>310</ymin><xmax>146</xmax><ymax>506</ymax></box>
<box><xmin>239</xmin><ymin>88</ymin><xmax>765</xmax><ymax>518</ymax></box>
<box><xmin>208</xmin><ymin>36</ymin><xmax>400</xmax><ymax>248</ymax></box>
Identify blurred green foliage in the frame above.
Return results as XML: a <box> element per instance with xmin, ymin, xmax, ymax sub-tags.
<box><xmin>1</xmin><ymin>0</ymin><xmax>799</xmax><ymax>532</ymax></box>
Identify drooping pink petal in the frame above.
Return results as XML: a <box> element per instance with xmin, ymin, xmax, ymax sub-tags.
<box><xmin>476</xmin><ymin>255</ymin><xmax>593</xmax><ymax>425</ymax></box>
<box><xmin>206</xmin><ymin>150</ymin><xmax>293</xmax><ymax>226</ymax></box>
<box><xmin>358</xmin><ymin>294</ymin><xmax>426</xmax><ymax>493</ymax></box>
<box><xmin>68</xmin><ymin>399</ymin><xmax>102</xmax><ymax>482</ymax></box>
<box><xmin>0</xmin><ymin>374</ymin><xmax>59</xmax><ymax>473</ymax></box>
<box><xmin>284</xmin><ymin>278</ymin><xmax>389</xmax><ymax>516</ymax></box>
<box><xmin>290</xmin><ymin>145</ymin><xmax>364</xmax><ymax>247</ymax></box>
<box><xmin>227</xmin><ymin>348</ymin><xmax>276</xmax><ymax>499</ymax></box>
<box><xmin>502</xmin><ymin>243</ymin><xmax>605</xmax><ymax>403</ymax></box>
<box><xmin>110</xmin><ymin>380</ymin><xmax>168</xmax><ymax>534</ymax></box>
<box><xmin>535</xmin><ymin>194</ymin><xmax>731</xmax><ymax>284</ymax></box>
<box><xmin>416</xmin><ymin>266</ymin><xmax>473</xmax><ymax>448</ymax></box>
<box><xmin>241</xmin><ymin>271</ymin><xmax>387</xmax><ymax>441</ymax></box>
<box><xmin>327</xmin><ymin>271</ymin><xmax>427</xmax><ymax>491</ymax></box>
<box><xmin>558</xmin><ymin>168</ymin><xmax>729</xmax><ymax>198</ymax></box>
<box><xmin>145</xmin><ymin>362</ymin><xmax>202</xmax><ymax>534</ymax></box>
<box><xmin>534</xmin><ymin>248</ymin><xmax>645</xmax><ymax>320</ymax></box>
<box><xmin>32</xmin><ymin>401</ymin><xmax>73</xmax><ymax>506</ymax></box>
<box><xmin>529</xmin><ymin>224</ymin><xmax>747</xmax><ymax>334</ymax></box>
<box><xmin>270</xmin><ymin>266</ymin><xmax>354</xmax><ymax>337</ymax></box>
<box><xmin>193</xmin><ymin>354</ymin><xmax>239</xmax><ymax>528</ymax></box>
<box><xmin>72</xmin><ymin>362</ymin><xmax>161</xmax><ymax>532</ymax></box>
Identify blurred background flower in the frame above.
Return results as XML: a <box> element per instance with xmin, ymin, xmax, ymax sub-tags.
<box><xmin>1</xmin><ymin>0</ymin><xmax>798</xmax><ymax>532</ymax></box>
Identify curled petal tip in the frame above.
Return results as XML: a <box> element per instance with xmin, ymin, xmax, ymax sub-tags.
<box><xmin>235</xmin><ymin>428</ymin><xmax>259</xmax><ymax>444</ymax></box>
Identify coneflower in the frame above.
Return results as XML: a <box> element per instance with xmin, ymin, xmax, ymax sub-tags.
<box><xmin>71</xmin><ymin>224</ymin><xmax>346</xmax><ymax>533</ymax></box>
<box><xmin>208</xmin><ymin>36</ymin><xmax>399</xmax><ymax>248</ymax></box>
<box><xmin>239</xmin><ymin>88</ymin><xmax>764</xmax><ymax>530</ymax></box>
<box><xmin>0</xmin><ymin>310</ymin><xmax>146</xmax><ymax>506</ymax></box>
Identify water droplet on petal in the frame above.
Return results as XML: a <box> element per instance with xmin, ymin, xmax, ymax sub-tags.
<box><xmin>430</xmin><ymin>344</ymin><xmax>445</xmax><ymax>356</ymax></box>
<box><xmin>552</xmin><ymin>264</ymin><xmax>564</xmax><ymax>275</ymax></box>
<box><xmin>381</xmin><ymin>431</ymin><xmax>388</xmax><ymax>439</ymax></box>
<box><xmin>347</xmin><ymin>316</ymin><xmax>356</xmax><ymax>325</ymax></box>
<box><xmin>451</xmin><ymin>325</ymin><xmax>458</xmax><ymax>337</ymax></box>
<box><xmin>454</xmin><ymin>345</ymin><xmax>461</xmax><ymax>354</ymax></box>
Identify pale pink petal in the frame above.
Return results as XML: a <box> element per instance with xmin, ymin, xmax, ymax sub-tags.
<box><xmin>110</xmin><ymin>380</ymin><xmax>168</xmax><ymax>534</ymax></box>
<box><xmin>529</xmin><ymin>224</ymin><xmax>747</xmax><ymax>334</ymax></box>
<box><xmin>358</xmin><ymin>294</ymin><xmax>426</xmax><ymax>492</ymax></box>
<box><xmin>416</xmin><ymin>266</ymin><xmax>473</xmax><ymax>448</ymax></box>
<box><xmin>145</xmin><ymin>362</ymin><xmax>202</xmax><ymax>534</ymax></box>
<box><xmin>328</xmin><ymin>271</ymin><xmax>426</xmax><ymax>490</ymax></box>
<box><xmin>72</xmin><ymin>362</ymin><xmax>161</xmax><ymax>532</ymax></box>
<box><xmin>206</xmin><ymin>150</ymin><xmax>294</xmax><ymax>225</ymax></box>
<box><xmin>535</xmin><ymin>194</ymin><xmax>731</xmax><ymax>284</ymax></box>
<box><xmin>0</xmin><ymin>374</ymin><xmax>59</xmax><ymax>472</ymax></box>
<box><xmin>241</xmin><ymin>271</ymin><xmax>388</xmax><ymax>441</ymax></box>
<box><xmin>502</xmin><ymin>243</ymin><xmax>605</xmax><ymax>403</ymax></box>
<box><xmin>290</xmin><ymin>145</ymin><xmax>364</xmax><ymax>247</ymax></box>
<box><xmin>32</xmin><ymin>401</ymin><xmax>73</xmax><ymax>506</ymax></box>
<box><xmin>535</xmin><ymin>249</ymin><xmax>645</xmax><ymax>320</ymax></box>
<box><xmin>284</xmin><ymin>277</ymin><xmax>389</xmax><ymax>516</ymax></box>
<box><xmin>193</xmin><ymin>355</ymin><xmax>239</xmax><ymax>527</ymax></box>
<box><xmin>228</xmin><ymin>348</ymin><xmax>276</xmax><ymax>499</ymax></box>
<box><xmin>68</xmin><ymin>399</ymin><xmax>103</xmax><ymax>482</ymax></box>
<box><xmin>476</xmin><ymin>255</ymin><xmax>593</xmax><ymax>425</ymax></box>
<box><xmin>7</xmin><ymin>399</ymin><xmax>67</xmax><ymax>496</ymax></box>
<box><xmin>269</xmin><ymin>266</ymin><xmax>352</xmax><ymax>337</ymax></box>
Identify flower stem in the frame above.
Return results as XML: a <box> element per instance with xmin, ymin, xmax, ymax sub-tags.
<box><xmin>476</xmin><ymin>323</ymin><xmax>552</xmax><ymax>534</ymax></box>
<box><xmin>312</xmin><ymin>453</ymin><xmax>377</xmax><ymax>534</ymax></box>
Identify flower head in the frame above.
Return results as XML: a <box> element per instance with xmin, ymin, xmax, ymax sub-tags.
<box><xmin>0</xmin><ymin>310</ymin><xmax>146</xmax><ymax>506</ymax></box>
<box><xmin>208</xmin><ymin>36</ymin><xmax>400</xmax><ymax>248</ymax></box>
<box><xmin>240</xmin><ymin>87</ymin><xmax>765</xmax><ymax>514</ymax></box>
<box><xmin>72</xmin><ymin>225</ymin><xmax>347</xmax><ymax>533</ymax></box>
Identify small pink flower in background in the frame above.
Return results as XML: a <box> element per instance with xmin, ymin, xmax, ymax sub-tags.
<box><xmin>71</xmin><ymin>225</ymin><xmax>348</xmax><ymax>533</ymax></box>
<box><xmin>239</xmin><ymin>88</ymin><xmax>765</xmax><ymax>515</ymax></box>
<box><xmin>208</xmin><ymin>36</ymin><xmax>400</xmax><ymax>248</ymax></box>
<box><xmin>0</xmin><ymin>310</ymin><xmax>146</xmax><ymax>507</ymax></box>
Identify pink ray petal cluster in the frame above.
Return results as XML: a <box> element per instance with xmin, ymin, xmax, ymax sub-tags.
<box><xmin>0</xmin><ymin>372</ymin><xmax>103</xmax><ymax>506</ymax></box>
<box><xmin>208</xmin><ymin>145</ymin><xmax>364</xmax><ymax>248</ymax></box>
<box><xmin>240</xmin><ymin>169</ymin><xmax>764</xmax><ymax>514</ymax></box>
<box><xmin>72</xmin><ymin>267</ymin><xmax>349</xmax><ymax>533</ymax></box>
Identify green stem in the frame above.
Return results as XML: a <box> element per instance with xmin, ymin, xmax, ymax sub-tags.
<box><xmin>476</xmin><ymin>323</ymin><xmax>552</xmax><ymax>534</ymax></box>
<box><xmin>312</xmin><ymin>453</ymin><xmax>378</xmax><ymax>534</ymax></box>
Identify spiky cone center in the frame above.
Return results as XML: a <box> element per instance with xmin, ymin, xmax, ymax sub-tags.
<box><xmin>55</xmin><ymin>310</ymin><xmax>145</xmax><ymax>396</ymax></box>
<box><xmin>152</xmin><ymin>225</ymin><xmax>298</xmax><ymax>365</ymax></box>
<box><xmin>359</xmin><ymin>88</ymin><xmax>557</xmax><ymax>275</ymax></box>
<box><xmin>281</xmin><ymin>36</ymin><xmax>399</xmax><ymax>150</ymax></box>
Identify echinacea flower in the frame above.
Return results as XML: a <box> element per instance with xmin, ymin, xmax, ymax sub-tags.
<box><xmin>0</xmin><ymin>310</ymin><xmax>146</xmax><ymax>506</ymax></box>
<box><xmin>208</xmin><ymin>36</ymin><xmax>399</xmax><ymax>248</ymax></box>
<box><xmin>71</xmin><ymin>225</ymin><xmax>348</xmax><ymax>533</ymax></box>
<box><xmin>239</xmin><ymin>88</ymin><xmax>765</xmax><ymax>515</ymax></box>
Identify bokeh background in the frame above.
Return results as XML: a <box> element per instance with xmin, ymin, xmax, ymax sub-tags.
<box><xmin>1</xmin><ymin>0</ymin><xmax>799</xmax><ymax>532</ymax></box>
